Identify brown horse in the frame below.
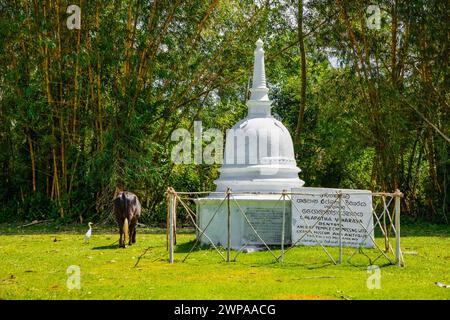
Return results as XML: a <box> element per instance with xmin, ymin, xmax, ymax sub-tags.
<box><xmin>113</xmin><ymin>191</ymin><xmax>141</xmax><ymax>248</ymax></box>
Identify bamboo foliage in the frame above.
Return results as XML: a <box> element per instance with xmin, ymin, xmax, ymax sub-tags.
<box><xmin>0</xmin><ymin>0</ymin><xmax>447</xmax><ymax>224</ymax></box>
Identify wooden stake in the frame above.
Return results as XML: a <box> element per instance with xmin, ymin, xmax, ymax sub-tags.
<box><xmin>338</xmin><ymin>192</ymin><xmax>343</xmax><ymax>264</ymax></box>
<box><xmin>227</xmin><ymin>188</ymin><xmax>231</xmax><ymax>263</ymax></box>
<box><xmin>281</xmin><ymin>190</ymin><xmax>286</xmax><ymax>264</ymax></box>
<box><xmin>169</xmin><ymin>189</ymin><xmax>175</xmax><ymax>264</ymax></box>
<box><xmin>395</xmin><ymin>189</ymin><xmax>402</xmax><ymax>267</ymax></box>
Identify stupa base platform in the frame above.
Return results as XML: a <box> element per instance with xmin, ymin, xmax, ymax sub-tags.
<box><xmin>195</xmin><ymin>194</ymin><xmax>292</xmax><ymax>249</ymax></box>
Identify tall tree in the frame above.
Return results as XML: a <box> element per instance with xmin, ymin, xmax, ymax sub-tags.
<box><xmin>294</xmin><ymin>0</ymin><xmax>307</xmax><ymax>145</ymax></box>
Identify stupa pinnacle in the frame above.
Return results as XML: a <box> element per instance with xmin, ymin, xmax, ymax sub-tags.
<box><xmin>249</xmin><ymin>39</ymin><xmax>269</xmax><ymax>102</ymax></box>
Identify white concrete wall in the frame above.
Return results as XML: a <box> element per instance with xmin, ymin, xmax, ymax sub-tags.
<box><xmin>196</xmin><ymin>197</ymin><xmax>292</xmax><ymax>249</ymax></box>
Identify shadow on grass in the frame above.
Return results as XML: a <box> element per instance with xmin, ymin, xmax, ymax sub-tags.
<box><xmin>173</xmin><ymin>239</ymin><xmax>205</xmax><ymax>253</ymax></box>
<box><xmin>92</xmin><ymin>241</ymin><xmax>119</xmax><ymax>250</ymax></box>
<box><xmin>172</xmin><ymin>240</ymin><xmax>400</xmax><ymax>269</ymax></box>
<box><xmin>305</xmin><ymin>262</ymin><xmax>334</xmax><ymax>269</ymax></box>
<box><xmin>172</xmin><ymin>240</ymin><xmax>313</xmax><ymax>267</ymax></box>
<box><xmin>347</xmin><ymin>261</ymin><xmax>393</xmax><ymax>268</ymax></box>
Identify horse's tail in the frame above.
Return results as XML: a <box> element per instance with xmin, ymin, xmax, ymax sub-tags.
<box><xmin>123</xmin><ymin>217</ymin><xmax>129</xmax><ymax>245</ymax></box>
<box><xmin>122</xmin><ymin>192</ymin><xmax>127</xmax><ymax>215</ymax></box>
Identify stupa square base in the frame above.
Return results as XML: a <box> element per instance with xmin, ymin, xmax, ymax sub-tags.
<box><xmin>195</xmin><ymin>195</ymin><xmax>292</xmax><ymax>249</ymax></box>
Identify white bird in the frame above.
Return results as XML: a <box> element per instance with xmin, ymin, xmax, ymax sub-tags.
<box><xmin>84</xmin><ymin>222</ymin><xmax>93</xmax><ymax>243</ymax></box>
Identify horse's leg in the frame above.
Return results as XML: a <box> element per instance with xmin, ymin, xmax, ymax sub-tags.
<box><xmin>131</xmin><ymin>217</ymin><xmax>137</xmax><ymax>244</ymax></box>
<box><xmin>131</xmin><ymin>224</ymin><xmax>137</xmax><ymax>244</ymax></box>
<box><xmin>119</xmin><ymin>222</ymin><xmax>124</xmax><ymax>248</ymax></box>
<box><xmin>128</xmin><ymin>221</ymin><xmax>136</xmax><ymax>246</ymax></box>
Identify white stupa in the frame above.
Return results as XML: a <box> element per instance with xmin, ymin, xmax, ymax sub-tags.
<box><xmin>214</xmin><ymin>39</ymin><xmax>304</xmax><ymax>192</ymax></box>
<box><xmin>196</xmin><ymin>39</ymin><xmax>304</xmax><ymax>249</ymax></box>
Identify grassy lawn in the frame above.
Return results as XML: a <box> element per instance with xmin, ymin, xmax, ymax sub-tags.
<box><xmin>0</xmin><ymin>222</ymin><xmax>449</xmax><ymax>300</ymax></box>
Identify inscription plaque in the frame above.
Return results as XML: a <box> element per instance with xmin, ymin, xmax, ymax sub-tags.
<box><xmin>244</xmin><ymin>207</ymin><xmax>291</xmax><ymax>245</ymax></box>
<box><xmin>291</xmin><ymin>187</ymin><xmax>374</xmax><ymax>248</ymax></box>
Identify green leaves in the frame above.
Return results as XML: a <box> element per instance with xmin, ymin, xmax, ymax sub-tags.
<box><xmin>0</xmin><ymin>0</ymin><xmax>447</xmax><ymax>224</ymax></box>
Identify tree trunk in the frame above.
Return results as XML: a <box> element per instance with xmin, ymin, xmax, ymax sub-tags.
<box><xmin>294</xmin><ymin>0</ymin><xmax>306</xmax><ymax>146</ymax></box>
<box><xmin>27</xmin><ymin>132</ymin><xmax>36</xmax><ymax>193</ymax></box>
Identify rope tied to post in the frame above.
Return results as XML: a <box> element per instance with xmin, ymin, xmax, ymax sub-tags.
<box><xmin>394</xmin><ymin>189</ymin><xmax>404</xmax><ymax>198</ymax></box>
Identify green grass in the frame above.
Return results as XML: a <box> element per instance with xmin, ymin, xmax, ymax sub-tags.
<box><xmin>0</xmin><ymin>222</ymin><xmax>449</xmax><ymax>300</ymax></box>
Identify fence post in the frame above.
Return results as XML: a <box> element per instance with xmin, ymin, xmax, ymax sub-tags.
<box><xmin>166</xmin><ymin>189</ymin><xmax>170</xmax><ymax>251</ymax></box>
<box><xmin>382</xmin><ymin>196</ymin><xmax>389</xmax><ymax>253</ymax></box>
<box><xmin>395</xmin><ymin>189</ymin><xmax>402</xmax><ymax>267</ymax></box>
<box><xmin>280</xmin><ymin>190</ymin><xmax>287</xmax><ymax>264</ymax></box>
<box><xmin>173</xmin><ymin>197</ymin><xmax>177</xmax><ymax>246</ymax></box>
<box><xmin>168</xmin><ymin>188</ymin><xmax>175</xmax><ymax>264</ymax></box>
<box><xmin>338</xmin><ymin>191</ymin><xmax>343</xmax><ymax>264</ymax></box>
<box><xmin>227</xmin><ymin>188</ymin><xmax>231</xmax><ymax>263</ymax></box>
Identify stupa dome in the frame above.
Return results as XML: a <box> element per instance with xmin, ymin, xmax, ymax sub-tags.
<box><xmin>214</xmin><ymin>39</ymin><xmax>304</xmax><ymax>193</ymax></box>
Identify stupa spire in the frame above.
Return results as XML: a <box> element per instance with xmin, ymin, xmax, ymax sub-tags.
<box><xmin>249</xmin><ymin>39</ymin><xmax>269</xmax><ymax>102</ymax></box>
